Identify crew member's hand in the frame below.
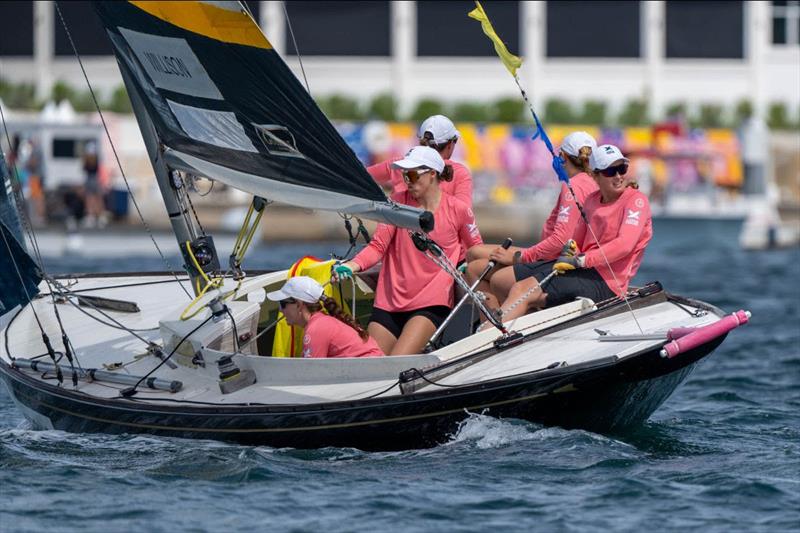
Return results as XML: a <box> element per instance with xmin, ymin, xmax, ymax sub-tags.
<box><xmin>332</xmin><ymin>263</ymin><xmax>355</xmax><ymax>282</ymax></box>
<box><xmin>489</xmin><ymin>245</ymin><xmax>521</xmax><ymax>266</ymax></box>
<box><xmin>553</xmin><ymin>253</ymin><xmax>585</xmax><ymax>274</ymax></box>
<box><xmin>559</xmin><ymin>239</ymin><xmax>579</xmax><ymax>258</ymax></box>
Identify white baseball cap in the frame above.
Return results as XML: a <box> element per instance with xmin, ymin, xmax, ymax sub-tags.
<box><xmin>560</xmin><ymin>131</ymin><xmax>597</xmax><ymax>157</ymax></box>
<box><xmin>266</xmin><ymin>276</ymin><xmax>323</xmax><ymax>304</ymax></box>
<box><xmin>391</xmin><ymin>146</ymin><xmax>445</xmax><ymax>174</ymax></box>
<box><xmin>590</xmin><ymin>144</ymin><xmax>630</xmax><ymax>171</ymax></box>
<box><xmin>418</xmin><ymin>115</ymin><xmax>460</xmax><ymax>145</ymax></box>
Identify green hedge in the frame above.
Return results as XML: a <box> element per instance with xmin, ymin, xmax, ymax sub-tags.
<box><xmin>2</xmin><ymin>78</ymin><xmax>798</xmax><ymax>130</ymax></box>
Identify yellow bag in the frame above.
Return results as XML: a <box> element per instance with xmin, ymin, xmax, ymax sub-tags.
<box><xmin>271</xmin><ymin>256</ymin><xmax>351</xmax><ymax>357</ymax></box>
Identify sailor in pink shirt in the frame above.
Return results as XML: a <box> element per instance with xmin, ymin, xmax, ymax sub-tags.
<box><xmin>334</xmin><ymin>146</ymin><xmax>483</xmax><ymax>355</ymax></box>
<box><xmin>494</xmin><ymin>144</ymin><xmax>652</xmax><ymax>322</ymax></box>
<box><xmin>466</xmin><ymin>131</ymin><xmax>598</xmax><ymax>309</ymax></box>
<box><xmin>267</xmin><ymin>277</ymin><xmax>383</xmax><ymax>358</ymax></box>
<box><xmin>367</xmin><ymin>115</ymin><xmax>474</xmax><ymax>208</ymax></box>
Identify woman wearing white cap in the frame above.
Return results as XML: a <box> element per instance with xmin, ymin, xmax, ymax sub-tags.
<box><xmin>492</xmin><ymin>144</ymin><xmax>653</xmax><ymax>322</ymax></box>
<box><xmin>367</xmin><ymin>115</ymin><xmax>473</xmax><ymax>208</ymax></box>
<box><xmin>466</xmin><ymin>131</ymin><xmax>598</xmax><ymax>308</ymax></box>
<box><xmin>266</xmin><ymin>276</ymin><xmax>383</xmax><ymax>358</ymax></box>
<box><xmin>333</xmin><ymin>146</ymin><xmax>483</xmax><ymax>355</ymax></box>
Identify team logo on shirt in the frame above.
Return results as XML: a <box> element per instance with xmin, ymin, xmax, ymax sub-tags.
<box><xmin>557</xmin><ymin>205</ymin><xmax>571</xmax><ymax>223</ymax></box>
<box><xmin>565</xmin><ymin>192</ymin><xmax>574</xmax><ymax>202</ymax></box>
<box><xmin>634</xmin><ymin>197</ymin><xmax>644</xmax><ymax>208</ymax></box>
<box><xmin>625</xmin><ymin>209</ymin><xmax>640</xmax><ymax>226</ymax></box>
<box><xmin>467</xmin><ymin>222</ymin><xmax>480</xmax><ymax>237</ymax></box>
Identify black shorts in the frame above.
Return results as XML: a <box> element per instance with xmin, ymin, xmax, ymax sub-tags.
<box><xmin>369</xmin><ymin>305</ymin><xmax>451</xmax><ymax>339</ymax></box>
<box><xmin>513</xmin><ymin>260</ymin><xmax>615</xmax><ymax>308</ymax></box>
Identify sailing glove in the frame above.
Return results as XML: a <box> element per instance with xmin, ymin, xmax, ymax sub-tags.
<box><xmin>333</xmin><ymin>263</ymin><xmax>354</xmax><ymax>281</ymax></box>
<box><xmin>553</xmin><ymin>253</ymin><xmax>585</xmax><ymax>273</ymax></box>
<box><xmin>560</xmin><ymin>239</ymin><xmax>579</xmax><ymax>258</ymax></box>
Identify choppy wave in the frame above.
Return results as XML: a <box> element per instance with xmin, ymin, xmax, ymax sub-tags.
<box><xmin>1</xmin><ymin>239</ymin><xmax>798</xmax><ymax>531</ymax></box>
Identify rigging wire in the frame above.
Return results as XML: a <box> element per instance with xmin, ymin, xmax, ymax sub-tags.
<box><xmin>0</xmin><ymin>97</ymin><xmax>48</xmax><ymax>276</ymax></box>
<box><xmin>281</xmin><ymin>1</ymin><xmax>311</xmax><ymax>94</ymax></box>
<box><xmin>121</xmin><ymin>314</ymin><xmax>214</xmax><ymax>398</ymax></box>
<box><xmin>47</xmin><ymin>280</ymin><xmax>161</xmax><ymax>337</ymax></box>
<box><xmin>510</xmin><ymin>75</ymin><xmax>644</xmax><ymax>334</ymax></box>
<box><xmin>53</xmin><ymin>1</ymin><xmax>192</xmax><ymax>299</ymax></box>
<box><xmin>38</xmin><ymin>276</ymin><xmax>192</xmax><ymax>296</ymax></box>
<box><xmin>0</xmin><ymin>226</ymin><xmax>46</xmax><ymax>353</ymax></box>
<box><xmin>182</xmin><ymin>176</ymin><xmax>207</xmax><ymax>237</ymax></box>
<box><xmin>0</xmin><ymin>100</ymin><xmax>70</xmax><ymax>383</ymax></box>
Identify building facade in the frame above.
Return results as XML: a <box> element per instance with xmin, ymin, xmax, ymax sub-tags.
<box><xmin>0</xmin><ymin>1</ymin><xmax>798</xmax><ymax>120</ymax></box>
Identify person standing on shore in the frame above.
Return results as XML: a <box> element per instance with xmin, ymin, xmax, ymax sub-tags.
<box><xmin>81</xmin><ymin>142</ymin><xmax>107</xmax><ymax>229</ymax></box>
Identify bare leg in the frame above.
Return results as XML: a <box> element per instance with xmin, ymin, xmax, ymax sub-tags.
<box><xmin>368</xmin><ymin>322</ymin><xmax>397</xmax><ymax>355</ymax></box>
<box><xmin>466</xmin><ymin>258</ymin><xmax>501</xmax><ymax>322</ymax></box>
<box><xmin>489</xmin><ymin>266</ymin><xmax>518</xmax><ymax>303</ymax></box>
<box><xmin>390</xmin><ymin>315</ymin><xmax>437</xmax><ymax>355</ymax></box>
<box><xmin>467</xmin><ymin>244</ymin><xmax>496</xmax><ymax>262</ymax></box>
<box><xmin>466</xmin><ymin>258</ymin><xmax>491</xmax><ymax>286</ymax></box>
<box><xmin>497</xmin><ymin>278</ymin><xmax>547</xmax><ymax>323</ymax></box>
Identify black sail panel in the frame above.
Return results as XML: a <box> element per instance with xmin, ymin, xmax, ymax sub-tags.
<box><xmin>0</xmin><ymin>221</ymin><xmax>41</xmax><ymax>317</ymax></box>
<box><xmin>92</xmin><ymin>1</ymin><xmax>400</xmax><ymax>214</ymax></box>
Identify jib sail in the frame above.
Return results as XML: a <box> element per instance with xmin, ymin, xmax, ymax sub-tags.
<box><xmin>92</xmin><ymin>1</ymin><xmax>429</xmax><ymax>231</ymax></box>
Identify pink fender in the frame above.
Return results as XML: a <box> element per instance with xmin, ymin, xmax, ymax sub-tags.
<box><xmin>660</xmin><ymin>310</ymin><xmax>750</xmax><ymax>359</ymax></box>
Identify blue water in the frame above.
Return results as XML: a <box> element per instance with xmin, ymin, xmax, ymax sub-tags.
<box><xmin>1</xmin><ymin>230</ymin><xmax>799</xmax><ymax>531</ymax></box>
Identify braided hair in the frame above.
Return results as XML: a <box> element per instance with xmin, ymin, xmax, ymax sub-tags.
<box><xmin>305</xmin><ymin>295</ymin><xmax>369</xmax><ymax>341</ymax></box>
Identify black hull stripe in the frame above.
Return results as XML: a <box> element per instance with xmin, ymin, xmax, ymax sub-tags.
<box><xmin>34</xmin><ymin>390</ymin><xmax>552</xmax><ymax>433</ymax></box>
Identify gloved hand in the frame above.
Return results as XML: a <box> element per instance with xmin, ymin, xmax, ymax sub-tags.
<box><xmin>553</xmin><ymin>253</ymin><xmax>585</xmax><ymax>274</ymax></box>
<box><xmin>560</xmin><ymin>239</ymin><xmax>579</xmax><ymax>258</ymax></box>
<box><xmin>332</xmin><ymin>263</ymin><xmax>354</xmax><ymax>282</ymax></box>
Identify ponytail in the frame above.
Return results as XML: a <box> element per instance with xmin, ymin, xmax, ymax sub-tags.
<box><xmin>420</xmin><ymin>131</ymin><xmax>452</xmax><ymax>152</ymax></box>
<box><xmin>439</xmin><ymin>164</ymin><xmax>454</xmax><ymax>182</ymax></box>
<box><xmin>566</xmin><ymin>146</ymin><xmax>593</xmax><ymax>174</ymax></box>
<box><xmin>308</xmin><ymin>295</ymin><xmax>370</xmax><ymax>341</ymax></box>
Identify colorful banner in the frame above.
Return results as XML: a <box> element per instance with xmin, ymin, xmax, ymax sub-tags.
<box><xmin>336</xmin><ymin>122</ymin><xmax>744</xmax><ymax>205</ymax></box>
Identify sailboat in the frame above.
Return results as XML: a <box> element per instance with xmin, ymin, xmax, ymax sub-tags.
<box><xmin>0</xmin><ymin>1</ymin><xmax>750</xmax><ymax>451</ymax></box>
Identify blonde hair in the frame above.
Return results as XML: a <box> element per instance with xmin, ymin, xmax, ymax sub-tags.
<box><xmin>565</xmin><ymin>145</ymin><xmax>593</xmax><ymax>174</ymax></box>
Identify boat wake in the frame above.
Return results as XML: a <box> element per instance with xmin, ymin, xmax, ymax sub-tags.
<box><xmin>446</xmin><ymin>412</ymin><xmax>548</xmax><ymax>449</ymax></box>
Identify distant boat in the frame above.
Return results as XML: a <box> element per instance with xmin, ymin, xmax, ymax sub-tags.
<box><xmin>0</xmin><ymin>1</ymin><xmax>749</xmax><ymax>450</ymax></box>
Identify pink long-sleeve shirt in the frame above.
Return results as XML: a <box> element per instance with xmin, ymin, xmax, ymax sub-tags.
<box><xmin>352</xmin><ymin>191</ymin><xmax>483</xmax><ymax>312</ymax></box>
<box><xmin>302</xmin><ymin>312</ymin><xmax>384</xmax><ymax>358</ymax></box>
<box><xmin>367</xmin><ymin>158</ymin><xmax>474</xmax><ymax>208</ymax></box>
<box><xmin>573</xmin><ymin>187</ymin><xmax>653</xmax><ymax>296</ymax></box>
<box><xmin>520</xmin><ymin>173</ymin><xmax>598</xmax><ymax>263</ymax></box>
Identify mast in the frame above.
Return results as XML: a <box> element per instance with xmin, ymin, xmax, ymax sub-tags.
<box><xmin>121</xmin><ymin>68</ymin><xmax>211</xmax><ymax>295</ymax></box>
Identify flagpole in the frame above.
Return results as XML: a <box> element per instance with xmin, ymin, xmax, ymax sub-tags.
<box><xmin>469</xmin><ymin>0</ymin><xmax>643</xmax><ymax>333</ymax></box>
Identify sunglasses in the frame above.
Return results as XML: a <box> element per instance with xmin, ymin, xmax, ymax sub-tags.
<box><xmin>402</xmin><ymin>168</ymin><xmax>433</xmax><ymax>184</ymax></box>
<box><xmin>278</xmin><ymin>298</ymin><xmax>297</xmax><ymax>309</ymax></box>
<box><xmin>598</xmin><ymin>163</ymin><xmax>629</xmax><ymax>178</ymax></box>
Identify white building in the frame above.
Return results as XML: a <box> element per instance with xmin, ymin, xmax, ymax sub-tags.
<box><xmin>0</xmin><ymin>1</ymin><xmax>798</xmax><ymax>120</ymax></box>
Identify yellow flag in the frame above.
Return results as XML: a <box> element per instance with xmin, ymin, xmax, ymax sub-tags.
<box><xmin>468</xmin><ymin>1</ymin><xmax>522</xmax><ymax>76</ymax></box>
